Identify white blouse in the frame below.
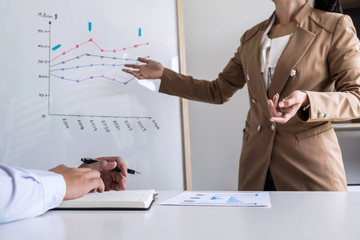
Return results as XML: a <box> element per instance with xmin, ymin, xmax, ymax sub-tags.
<box><xmin>260</xmin><ymin>16</ymin><xmax>292</xmax><ymax>92</ymax></box>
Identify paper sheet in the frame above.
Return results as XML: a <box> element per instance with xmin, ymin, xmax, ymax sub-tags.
<box><xmin>160</xmin><ymin>191</ymin><xmax>271</xmax><ymax>207</ymax></box>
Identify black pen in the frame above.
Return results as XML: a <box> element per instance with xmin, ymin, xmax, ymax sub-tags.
<box><xmin>81</xmin><ymin>158</ymin><xmax>141</xmax><ymax>175</ymax></box>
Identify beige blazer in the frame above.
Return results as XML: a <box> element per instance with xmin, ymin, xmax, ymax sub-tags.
<box><xmin>159</xmin><ymin>3</ymin><xmax>360</xmax><ymax>191</ymax></box>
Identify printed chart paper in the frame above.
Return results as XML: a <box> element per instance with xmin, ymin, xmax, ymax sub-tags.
<box><xmin>160</xmin><ymin>192</ymin><xmax>271</xmax><ymax>207</ymax></box>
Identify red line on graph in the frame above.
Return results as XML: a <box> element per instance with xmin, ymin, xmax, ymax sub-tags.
<box><xmin>50</xmin><ymin>39</ymin><xmax>149</xmax><ymax>62</ymax></box>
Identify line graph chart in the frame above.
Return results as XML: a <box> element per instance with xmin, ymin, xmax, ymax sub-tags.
<box><xmin>50</xmin><ymin>53</ymin><xmax>138</xmax><ymax>84</ymax></box>
<box><xmin>50</xmin><ymin>38</ymin><xmax>149</xmax><ymax>62</ymax></box>
<box><xmin>45</xmin><ymin>17</ymin><xmax>157</xmax><ymax>119</ymax></box>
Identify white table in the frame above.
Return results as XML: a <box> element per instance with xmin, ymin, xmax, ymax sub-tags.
<box><xmin>1</xmin><ymin>191</ymin><xmax>360</xmax><ymax>240</ymax></box>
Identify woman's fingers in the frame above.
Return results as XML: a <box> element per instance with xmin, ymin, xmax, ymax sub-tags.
<box><xmin>273</xmin><ymin>93</ymin><xmax>279</xmax><ymax>109</ymax></box>
<box><xmin>268</xmin><ymin>99</ymin><xmax>278</xmax><ymax>117</ymax></box>
<box><xmin>270</xmin><ymin>112</ymin><xmax>293</xmax><ymax>124</ymax></box>
<box><xmin>268</xmin><ymin>95</ymin><xmax>284</xmax><ymax>120</ymax></box>
<box><xmin>137</xmin><ymin>57</ymin><xmax>150</xmax><ymax>63</ymax></box>
<box><xmin>123</xmin><ymin>68</ymin><xmax>143</xmax><ymax>79</ymax></box>
<box><xmin>124</xmin><ymin>63</ymin><xmax>141</xmax><ymax>69</ymax></box>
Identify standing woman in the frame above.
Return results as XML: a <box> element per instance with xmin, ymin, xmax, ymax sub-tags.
<box><xmin>124</xmin><ymin>0</ymin><xmax>360</xmax><ymax>191</ymax></box>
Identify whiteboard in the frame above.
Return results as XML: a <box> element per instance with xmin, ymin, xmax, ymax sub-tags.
<box><xmin>0</xmin><ymin>0</ymin><xmax>187</xmax><ymax>190</ymax></box>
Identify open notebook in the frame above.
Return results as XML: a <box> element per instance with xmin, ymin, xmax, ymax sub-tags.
<box><xmin>56</xmin><ymin>189</ymin><xmax>157</xmax><ymax>210</ymax></box>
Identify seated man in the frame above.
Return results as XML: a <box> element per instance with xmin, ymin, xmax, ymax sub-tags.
<box><xmin>0</xmin><ymin>156</ymin><xmax>127</xmax><ymax>224</ymax></box>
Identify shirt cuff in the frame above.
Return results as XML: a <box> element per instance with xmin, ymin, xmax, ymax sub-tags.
<box><xmin>31</xmin><ymin>170</ymin><xmax>66</xmax><ymax>212</ymax></box>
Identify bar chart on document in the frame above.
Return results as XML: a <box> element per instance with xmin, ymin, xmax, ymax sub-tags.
<box><xmin>0</xmin><ymin>0</ymin><xmax>184</xmax><ymax>190</ymax></box>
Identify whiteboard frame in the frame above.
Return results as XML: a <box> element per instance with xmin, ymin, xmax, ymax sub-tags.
<box><xmin>177</xmin><ymin>0</ymin><xmax>193</xmax><ymax>190</ymax></box>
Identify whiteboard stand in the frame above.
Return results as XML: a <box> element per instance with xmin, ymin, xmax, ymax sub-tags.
<box><xmin>177</xmin><ymin>0</ymin><xmax>193</xmax><ymax>190</ymax></box>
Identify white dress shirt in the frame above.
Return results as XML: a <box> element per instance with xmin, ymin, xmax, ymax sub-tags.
<box><xmin>260</xmin><ymin>16</ymin><xmax>292</xmax><ymax>92</ymax></box>
<box><xmin>0</xmin><ymin>164</ymin><xmax>66</xmax><ymax>224</ymax></box>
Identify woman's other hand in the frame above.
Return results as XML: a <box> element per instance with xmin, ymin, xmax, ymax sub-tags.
<box><xmin>268</xmin><ymin>90</ymin><xmax>309</xmax><ymax>124</ymax></box>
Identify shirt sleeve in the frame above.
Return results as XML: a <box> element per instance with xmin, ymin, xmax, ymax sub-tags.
<box><xmin>0</xmin><ymin>164</ymin><xmax>66</xmax><ymax>224</ymax></box>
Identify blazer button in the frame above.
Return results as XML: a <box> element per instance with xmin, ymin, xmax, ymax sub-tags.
<box><xmin>252</xmin><ymin>99</ymin><xmax>257</xmax><ymax>104</ymax></box>
<box><xmin>247</xmin><ymin>74</ymin><xmax>250</xmax><ymax>81</ymax></box>
<box><xmin>318</xmin><ymin>113</ymin><xmax>325</xmax><ymax>118</ymax></box>
<box><xmin>271</xmin><ymin>124</ymin><xmax>275</xmax><ymax>131</ymax></box>
<box><xmin>257</xmin><ymin>125</ymin><xmax>261</xmax><ymax>132</ymax></box>
<box><xmin>290</xmin><ymin>69</ymin><xmax>296</xmax><ymax>77</ymax></box>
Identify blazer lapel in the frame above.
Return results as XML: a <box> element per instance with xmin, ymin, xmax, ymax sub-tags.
<box><xmin>246</xmin><ymin>18</ymin><xmax>274</xmax><ymax>119</ymax></box>
<box><xmin>249</xmin><ymin>32</ymin><xmax>269</xmax><ymax>110</ymax></box>
<box><xmin>268</xmin><ymin>27</ymin><xmax>316</xmax><ymax>98</ymax></box>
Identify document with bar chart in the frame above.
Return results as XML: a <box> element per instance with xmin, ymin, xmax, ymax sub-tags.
<box><xmin>160</xmin><ymin>192</ymin><xmax>271</xmax><ymax>207</ymax></box>
<box><xmin>0</xmin><ymin>0</ymin><xmax>185</xmax><ymax>190</ymax></box>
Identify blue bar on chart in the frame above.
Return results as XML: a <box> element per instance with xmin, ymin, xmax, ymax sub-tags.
<box><xmin>52</xmin><ymin>44</ymin><xmax>61</xmax><ymax>51</ymax></box>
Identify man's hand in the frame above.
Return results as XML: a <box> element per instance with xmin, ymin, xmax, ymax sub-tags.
<box><xmin>79</xmin><ymin>156</ymin><xmax>127</xmax><ymax>191</ymax></box>
<box><xmin>268</xmin><ymin>90</ymin><xmax>309</xmax><ymax>124</ymax></box>
<box><xmin>49</xmin><ymin>164</ymin><xmax>104</xmax><ymax>200</ymax></box>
